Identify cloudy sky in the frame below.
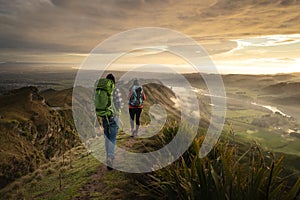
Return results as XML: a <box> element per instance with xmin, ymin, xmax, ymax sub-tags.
<box><xmin>1</xmin><ymin>0</ymin><xmax>300</xmax><ymax>74</ymax></box>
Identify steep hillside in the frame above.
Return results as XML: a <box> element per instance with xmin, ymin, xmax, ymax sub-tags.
<box><xmin>41</xmin><ymin>88</ymin><xmax>73</xmax><ymax>107</ymax></box>
<box><xmin>142</xmin><ymin>83</ymin><xmax>180</xmax><ymax>124</ymax></box>
<box><xmin>0</xmin><ymin>87</ymin><xmax>79</xmax><ymax>188</ymax></box>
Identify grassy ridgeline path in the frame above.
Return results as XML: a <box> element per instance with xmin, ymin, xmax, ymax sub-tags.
<box><xmin>76</xmin><ymin>131</ymin><xmax>149</xmax><ymax>200</ymax></box>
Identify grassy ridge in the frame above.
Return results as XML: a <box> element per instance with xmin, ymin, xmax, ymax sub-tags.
<box><xmin>1</xmin><ymin>125</ymin><xmax>299</xmax><ymax>199</ymax></box>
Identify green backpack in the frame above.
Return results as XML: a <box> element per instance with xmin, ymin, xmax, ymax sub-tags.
<box><xmin>94</xmin><ymin>78</ymin><xmax>114</xmax><ymax>117</ymax></box>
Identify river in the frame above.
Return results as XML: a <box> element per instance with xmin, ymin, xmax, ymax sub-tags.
<box><xmin>251</xmin><ymin>102</ymin><xmax>291</xmax><ymax>118</ymax></box>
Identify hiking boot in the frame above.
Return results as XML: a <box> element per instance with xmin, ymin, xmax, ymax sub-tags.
<box><xmin>130</xmin><ymin>130</ymin><xmax>136</xmax><ymax>138</ymax></box>
<box><xmin>135</xmin><ymin>126</ymin><xmax>139</xmax><ymax>137</ymax></box>
<box><xmin>106</xmin><ymin>158</ymin><xmax>114</xmax><ymax>171</ymax></box>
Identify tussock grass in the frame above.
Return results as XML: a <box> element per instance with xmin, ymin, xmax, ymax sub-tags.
<box><xmin>46</xmin><ymin>167</ymin><xmax>56</xmax><ymax>175</ymax></box>
<box><xmin>134</xmin><ymin>126</ymin><xmax>300</xmax><ymax>200</ymax></box>
<box><xmin>35</xmin><ymin>171</ymin><xmax>43</xmax><ymax>181</ymax></box>
<box><xmin>1</xmin><ymin>123</ymin><xmax>299</xmax><ymax>199</ymax></box>
<box><xmin>0</xmin><ymin>145</ymin><xmax>101</xmax><ymax>199</ymax></box>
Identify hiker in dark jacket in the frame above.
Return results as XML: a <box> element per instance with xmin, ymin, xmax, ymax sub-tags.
<box><xmin>127</xmin><ymin>79</ymin><xmax>146</xmax><ymax>137</ymax></box>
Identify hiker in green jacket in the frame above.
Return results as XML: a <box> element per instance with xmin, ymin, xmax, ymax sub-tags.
<box><xmin>95</xmin><ymin>74</ymin><xmax>122</xmax><ymax>170</ymax></box>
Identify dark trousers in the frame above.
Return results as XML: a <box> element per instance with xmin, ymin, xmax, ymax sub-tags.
<box><xmin>129</xmin><ymin>107</ymin><xmax>142</xmax><ymax>127</ymax></box>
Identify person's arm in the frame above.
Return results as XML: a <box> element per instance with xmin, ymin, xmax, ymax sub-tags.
<box><xmin>142</xmin><ymin>92</ymin><xmax>146</xmax><ymax>101</ymax></box>
<box><xmin>113</xmin><ymin>88</ymin><xmax>123</xmax><ymax>110</ymax></box>
<box><xmin>127</xmin><ymin>91</ymin><xmax>131</xmax><ymax>100</ymax></box>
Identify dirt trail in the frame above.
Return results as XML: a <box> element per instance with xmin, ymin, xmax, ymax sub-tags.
<box><xmin>74</xmin><ymin>130</ymin><xmax>148</xmax><ymax>200</ymax></box>
<box><xmin>75</xmin><ymin>165</ymin><xmax>107</xmax><ymax>200</ymax></box>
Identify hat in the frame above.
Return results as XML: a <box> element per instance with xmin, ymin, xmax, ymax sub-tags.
<box><xmin>106</xmin><ymin>73</ymin><xmax>115</xmax><ymax>84</ymax></box>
